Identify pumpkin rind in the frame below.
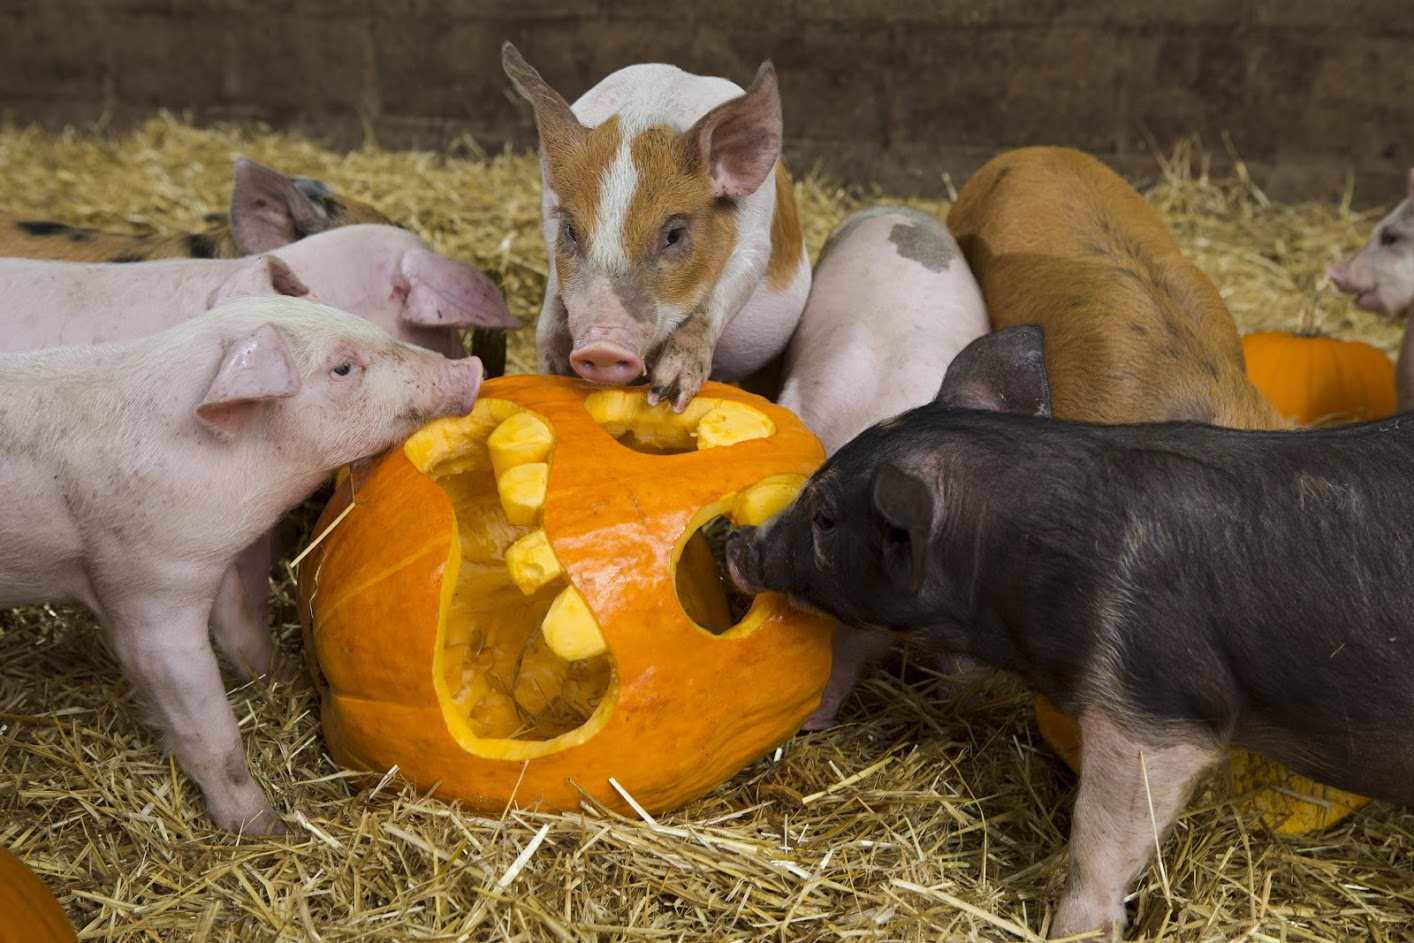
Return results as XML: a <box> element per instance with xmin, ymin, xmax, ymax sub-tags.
<box><xmin>1242</xmin><ymin>331</ymin><xmax>1396</xmax><ymax>426</ymax></box>
<box><xmin>299</xmin><ymin>377</ymin><xmax>833</xmax><ymax>815</ymax></box>
<box><xmin>0</xmin><ymin>847</ymin><xmax>78</xmax><ymax>943</ymax></box>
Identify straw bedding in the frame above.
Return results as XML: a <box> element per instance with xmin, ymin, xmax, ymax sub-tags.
<box><xmin>1</xmin><ymin>115</ymin><xmax>1411</xmax><ymax>942</ymax></box>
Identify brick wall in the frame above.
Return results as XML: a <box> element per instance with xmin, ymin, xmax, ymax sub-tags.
<box><xmin>2</xmin><ymin>0</ymin><xmax>1411</xmax><ymax>204</ymax></box>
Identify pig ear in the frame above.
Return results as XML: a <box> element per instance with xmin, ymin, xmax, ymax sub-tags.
<box><xmin>502</xmin><ymin>43</ymin><xmax>589</xmax><ymax>167</ymax></box>
<box><xmin>397</xmin><ymin>248</ymin><xmax>520</xmax><ymax>330</ymax></box>
<box><xmin>229</xmin><ymin>157</ymin><xmax>332</xmax><ymax>254</ymax></box>
<box><xmin>871</xmin><ymin>463</ymin><xmax>934</xmax><ymax>596</ymax></box>
<box><xmin>206</xmin><ymin>254</ymin><xmax>311</xmax><ymax>309</ymax></box>
<box><xmin>936</xmin><ymin>324</ymin><xmax>1052</xmax><ymax>416</ymax></box>
<box><xmin>685</xmin><ymin>61</ymin><xmax>782</xmax><ymax>198</ymax></box>
<box><xmin>196</xmin><ymin>323</ymin><xmax>301</xmax><ymax>435</ymax></box>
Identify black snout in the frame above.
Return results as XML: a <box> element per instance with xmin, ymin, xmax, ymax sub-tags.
<box><xmin>725</xmin><ymin>526</ymin><xmax>764</xmax><ymax>595</ymax></box>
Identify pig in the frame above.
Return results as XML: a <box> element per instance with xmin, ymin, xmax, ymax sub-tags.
<box><xmin>728</xmin><ymin>324</ymin><xmax>1414</xmax><ymax>939</ymax></box>
<box><xmin>948</xmin><ymin>146</ymin><xmax>1283</xmax><ymax>430</ymax></box>
<box><xmin>0</xmin><ymin>295</ymin><xmax>483</xmax><ymax>834</ymax></box>
<box><xmin>1327</xmin><ymin>168</ymin><xmax>1414</xmax><ymax>409</ymax></box>
<box><xmin>775</xmin><ymin>205</ymin><xmax>990</xmax><ymax>730</ymax></box>
<box><xmin>502</xmin><ymin>42</ymin><xmax>810</xmax><ymax>411</ymax></box>
<box><xmin>0</xmin><ymin>156</ymin><xmax>393</xmax><ymax>262</ymax></box>
<box><xmin>0</xmin><ymin>223</ymin><xmax>518</xmax><ymax>359</ymax></box>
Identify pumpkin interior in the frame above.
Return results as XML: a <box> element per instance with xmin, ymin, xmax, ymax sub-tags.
<box><xmin>397</xmin><ymin>393</ymin><xmax>808</xmax><ymax>759</ymax></box>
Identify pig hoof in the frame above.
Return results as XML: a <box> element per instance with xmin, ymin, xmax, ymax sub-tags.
<box><xmin>222</xmin><ymin>805</ymin><xmax>288</xmax><ymax>837</ymax></box>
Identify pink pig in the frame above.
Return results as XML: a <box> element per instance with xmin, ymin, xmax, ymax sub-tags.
<box><xmin>0</xmin><ymin>223</ymin><xmax>518</xmax><ymax>357</ymax></box>
<box><xmin>1327</xmin><ymin>168</ymin><xmax>1414</xmax><ymax>409</ymax></box>
<box><xmin>776</xmin><ymin>206</ymin><xmax>991</xmax><ymax>731</ymax></box>
<box><xmin>0</xmin><ymin>295</ymin><xmax>483</xmax><ymax>834</ymax></box>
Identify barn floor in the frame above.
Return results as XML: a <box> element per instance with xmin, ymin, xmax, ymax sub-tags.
<box><xmin>0</xmin><ymin>116</ymin><xmax>1410</xmax><ymax>942</ymax></box>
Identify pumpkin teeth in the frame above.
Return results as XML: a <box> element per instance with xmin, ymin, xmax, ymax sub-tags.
<box><xmin>731</xmin><ymin>474</ymin><xmax>808</xmax><ymax>526</ymax></box>
<box><xmin>540</xmin><ymin>585</ymin><xmax>607</xmax><ymax>661</ymax></box>
<box><xmin>504</xmin><ymin>528</ymin><xmax>564</xmax><ymax>595</ymax></box>
<box><xmin>487</xmin><ymin>411</ymin><xmax>555</xmax><ymax>480</ymax></box>
<box><xmin>695</xmin><ymin>403</ymin><xmax>776</xmax><ymax>449</ymax></box>
<box><xmin>496</xmin><ymin>462</ymin><xmax>548</xmax><ymax>526</ymax></box>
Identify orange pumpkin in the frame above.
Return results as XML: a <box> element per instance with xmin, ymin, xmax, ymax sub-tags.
<box><xmin>298</xmin><ymin>376</ymin><xmax>833</xmax><ymax>815</ymax></box>
<box><xmin>0</xmin><ymin>847</ymin><xmax>78</xmax><ymax>943</ymax></box>
<box><xmin>1242</xmin><ymin>331</ymin><xmax>1396</xmax><ymax>426</ymax></box>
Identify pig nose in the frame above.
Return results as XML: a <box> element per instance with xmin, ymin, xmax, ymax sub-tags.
<box><xmin>1326</xmin><ymin>264</ymin><xmax>1351</xmax><ymax>292</ymax></box>
<box><xmin>456</xmin><ymin>357</ymin><xmax>485</xmax><ymax>415</ymax></box>
<box><xmin>571</xmin><ymin>342</ymin><xmax>645</xmax><ymax>386</ymax></box>
<box><xmin>725</xmin><ymin>527</ymin><xmax>763</xmax><ymax>595</ymax></box>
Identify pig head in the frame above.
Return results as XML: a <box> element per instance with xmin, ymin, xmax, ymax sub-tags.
<box><xmin>503</xmin><ymin>43</ymin><xmax>809</xmax><ymax>411</ymax></box>
<box><xmin>270</xmin><ymin>224</ymin><xmax>519</xmax><ymax>359</ymax></box>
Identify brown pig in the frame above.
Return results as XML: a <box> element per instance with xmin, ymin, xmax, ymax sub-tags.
<box><xmin>949</xmin><ymin>145</ymin><xmax>1282</xmax><ymax>429</ymax></box>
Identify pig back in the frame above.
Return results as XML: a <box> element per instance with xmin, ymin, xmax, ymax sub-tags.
<box><xmin>949</xmin><ymin>146</ymin><xmax>1283</xmax><ymax>431</ymax></box>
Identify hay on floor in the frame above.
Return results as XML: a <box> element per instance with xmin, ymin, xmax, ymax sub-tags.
<box><xmin>1</xmin><ymin>114</ymin><xmax>1411</xmax><ymax>942</ymax></box>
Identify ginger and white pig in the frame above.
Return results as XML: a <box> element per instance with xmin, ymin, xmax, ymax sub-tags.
<box><xmin>728</xmin><ymin>325</ymin><xmax>1414</xmax><ymax>939</ymax></box>
<box><xmin>0</xmin><ymin>223</ymin><xmax>518</xmax><ymax>358</ymax></box>
<box><xmin>1327</xmin><ymin>168</ymin><xmax>1414</xmax><ymax>408</ymax></box>
<box><xmin>776</xmin><ymin>205</ymin><xmax>989</xmax><ymax>730</ymax></box>
<box><xmin>502</xmin><ymin>43</ymin><xmax>810</xmax><ymax>411</ymax></box>
<box><xmin>0</xmin><ymin>295</ymin><xmax>483</xmax><ymax>834</ymax></box>
<box><xmin>0</xmin><ymin>156</ymin><xmax>393</xmax><ymax>262</ymax></box>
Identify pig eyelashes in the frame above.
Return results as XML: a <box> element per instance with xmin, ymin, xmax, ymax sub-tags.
<box><xmin>655</xmin><ymin>217</ymin><xmax>693</xmax><ymax>259</ymax></box>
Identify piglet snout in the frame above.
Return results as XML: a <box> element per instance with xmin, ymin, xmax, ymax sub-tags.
<box><xmin>1326</xmin><ymin>263</ymin><xmax>1353</xmax><ymax>293</ymax></box>
<box><xmin>451</xmin><ymin>356</ymin><xmax>485</xmax><ymax>416</ymax></box>
<box><xmin>725</xmin><ymin>526</ymin><xmax>764</xmax><ymax>595</ymax></box>
<box><xmin>571</xmin><ymin>328</ymin><xmax>644</xmax><ymax>386</ymax></box>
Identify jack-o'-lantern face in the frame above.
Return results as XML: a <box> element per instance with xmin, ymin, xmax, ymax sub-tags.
<box><xmin>299</xmin><ymin>376</ymin><xmax>833</xmax><ymax>814</ymax></box>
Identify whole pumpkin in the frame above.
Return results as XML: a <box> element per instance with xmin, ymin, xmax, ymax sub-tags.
<box><xmin>0</xmin><ymin>847</ymin><xmax>78</xmax><ymax>943</ymax></box>
<box><xmin>298</xmin><ymin>376</ymin><xmax>833</xmax><ymax>815</ymax></box>
<box><xmin>1242</xmin><ymin>331</ymin><xmax>1396</xmax><ymax>426</ymax></box>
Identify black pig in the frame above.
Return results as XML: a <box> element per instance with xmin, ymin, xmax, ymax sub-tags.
<box><xmin>727</xmin><ymin>324</ymin><xmax>1414</xmax><ymax>939</ymax></box>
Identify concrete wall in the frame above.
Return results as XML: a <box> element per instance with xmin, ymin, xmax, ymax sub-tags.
<box><xmin>2</xmin><ymin>0</ymin><xmax>1411</xmax><ymax>204</ymax></box>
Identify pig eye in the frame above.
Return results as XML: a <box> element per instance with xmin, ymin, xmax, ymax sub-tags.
<box><xmin>332</xmin><ymin>361</ymin><xmax>353</xmax><ymax>377</ymax></box>
<box><xmin>560</xmin><ymin>216</ymin><xmax>579</xmax><ymax>249</ymax></box>
<box><xmin>1380</xmin><ymin>229</ymin><xmax>1402</xmax><ymax>247</ymax></box>
<box><xmin>812</xmin><ymin>508</ymin><xmax>836</xmax><ymax>533</ymax></box>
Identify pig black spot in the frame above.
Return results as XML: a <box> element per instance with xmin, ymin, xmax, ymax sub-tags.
<box><xmin>17</xmin><ymin>220</ymin><xmax>73</xmax><ymax>237</ymax></box>
<box><xmin>1129</xmin><ymin>323</ymin><xmax>1149</xmax><ymax>337</ymax></box>
<box><xmin>186</xmin><ymin>233</ymin><xmax>217</xmax><ymax>259</ymax></box>
<box><xmin>108</xmin><ymin>253</ymin><xmax>147</xmax><ymax>263</ymax></box>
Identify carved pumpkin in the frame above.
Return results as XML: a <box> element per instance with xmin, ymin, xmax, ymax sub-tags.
<box><xmin>1242</xmin><ymin>331</ymin><xmax>1396</xmax><ymax>426</ymax></box>
<box><xmin>298</xmin><ymin>376</ymin><xmax>833</xmax><ymax>815</ymax></box>
<box><xmin>0</xmin><ymin>847</ymin><xmax>78</xmax><ymax>943</ymax></box>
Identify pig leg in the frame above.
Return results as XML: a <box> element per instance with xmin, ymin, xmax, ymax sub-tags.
<box><xmin>235</xmin><ymin>533</ymin><xmax>273</xmax><ymax>630</ymax></box>
<box><xmin>106</xmin><ymin>598</ymin><xmax>283</xmax><ymax>834</ymax></box>
<box><xmin>648</xmin><ymin>312</ymin><xmax>720</xmax><ymax>412</ymax></box>
<box><xmin>210</xmin><ymin>562</ymin><xmax>278</xmax><ymax>683</ymax></box>
<box><xmin>802</xmin><ymin>625</ymin><xmax>898</xmax><ymax>731</ymax></box>
<box><xmin>1050</xmin><ymin>712</ymin><xmax>1219</xmax><ymax>939</ymax></box>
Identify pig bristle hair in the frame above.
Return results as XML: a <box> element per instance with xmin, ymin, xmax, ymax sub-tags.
<box><xmin>2</xmin><ymin>118</ymin><xmax>1410</xmax><ymax>943</ymax></box>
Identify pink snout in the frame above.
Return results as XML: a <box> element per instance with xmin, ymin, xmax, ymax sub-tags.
<box><xmin>1327</xmin><ymin>264</ymin><xmax>1354</xmax><ymax>293</ymax></box>
<box><xmin>570</xmin><ymin>329</ymin><xmax>645</xmax><ymax>386</ymax></box>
